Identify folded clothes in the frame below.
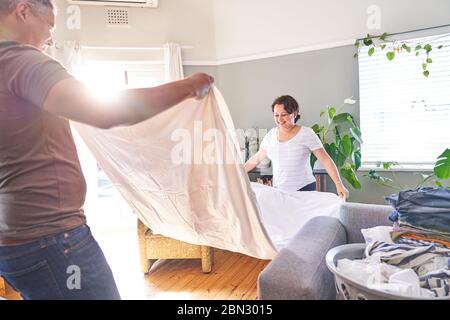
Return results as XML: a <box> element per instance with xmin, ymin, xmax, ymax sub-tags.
<box><xmin>400</xmin><ymin>233</ymin><xmax>450</xmax><ymax>248</ymax></box>
<box><xmin>392</xmin><ymin>223</ymin><xmax>450</xmax><ymax>240</ymax></box>
<box><xmin>396</xmin><ymin>236</ymin><xmax>450</xmax><ymax>250</ymax></box>
<box><xmin>386</xmin><ymin>188</ymin><xmax>450</xmax><ymax>234</ymax></box>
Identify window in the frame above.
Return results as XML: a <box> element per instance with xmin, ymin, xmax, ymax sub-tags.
<box><xmin>71</xmin><ymin>61</ymin><xmax>165</xmax><ymax>231</ymax></box>
<box><xmin>358</xmin><ymin>33</ymin><xmax>450</xmax><ymax>169</ymax></box>
<box><xmin>75</xmin><ymin>62</ymin><xmax>164</xmax><ymax>100</ymax></box>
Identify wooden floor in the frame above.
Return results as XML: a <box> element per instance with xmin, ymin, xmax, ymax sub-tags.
<box><xmin>1</xmin><ymin>226</ymin><xmax>270</xmax><ymax>300</ymax></box>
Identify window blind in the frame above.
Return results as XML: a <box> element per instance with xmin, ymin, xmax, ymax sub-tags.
<box><xmin>358</xmin><ymin>33</ymin><xmax>450</xmax><ymax>168</ymax></box>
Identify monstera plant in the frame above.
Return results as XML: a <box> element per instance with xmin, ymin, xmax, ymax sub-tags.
<box><xmin>310</xmin><ymin>97</ymin><xmax>362</xmax><ymax>189</ymax></box>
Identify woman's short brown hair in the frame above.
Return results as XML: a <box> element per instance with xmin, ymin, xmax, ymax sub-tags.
<box><xmin>271</xmin><ymin>95</ymin><xmax>300</xmax><ymax>123</ymax></box>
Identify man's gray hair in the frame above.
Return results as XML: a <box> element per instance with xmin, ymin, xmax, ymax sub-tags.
<box><xmin>0</xmin><ymin>0</ymin><xmax>55</xmax><ymax>16</ymax></box>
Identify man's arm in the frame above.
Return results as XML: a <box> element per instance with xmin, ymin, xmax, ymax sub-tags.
<box><xmin>43</xmin><ymin>73</ymin><xmax>213</xmax><ymax>129</ymax></box>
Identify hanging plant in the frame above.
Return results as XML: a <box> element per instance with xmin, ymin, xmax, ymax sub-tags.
<box><xmin>354</xmin><ymin>32</ymin><xmax>445</xmax><ymax>77</ymax></box>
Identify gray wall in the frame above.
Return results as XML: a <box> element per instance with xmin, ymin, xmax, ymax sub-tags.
<box><xmin>185</xmin><ymin>45</ymin><xmax>437</xmax><ymax>205</ymax></box>
<box><xmin>215</xmin><ymin>45</ymin><xmax>359</xmax><ymax>130</ymax></box>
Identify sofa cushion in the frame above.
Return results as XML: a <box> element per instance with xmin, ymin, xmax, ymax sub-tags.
<box><xmin>339</xmin><ymin>202</ymin><xmax>393</xmax><ymax>244</ymax></box>
<box><xmin>258</xmin><ymin>216</ymin><xmax>346</xmax><ymax>300</ymax></box>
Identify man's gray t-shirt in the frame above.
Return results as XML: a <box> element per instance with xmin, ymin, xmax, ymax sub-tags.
<box><xmin>0</xmin><ymin>41</ymin><xmax>87</xmax><ymax>243</ymax></box>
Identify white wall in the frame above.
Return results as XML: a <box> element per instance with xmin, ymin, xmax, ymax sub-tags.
<box><xmin>52</xmin><ymin>0</ymin><xmax>450</xmax><ymax>63</ymax></box>
<box><xmin>212</xmin><ymin>0</ymin><xmax>450</xmax><ymax>61</ymax></box>
<box><xmin>53</xmin><ymin>0</ymin><xmax>216</xmax><ymax>61</ymax></box>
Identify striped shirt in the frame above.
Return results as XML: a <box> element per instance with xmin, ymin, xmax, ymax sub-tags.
<box><xmin>260</xmin><ymin>126</ymin><xmax>323</xmax><ymax>191</ymax></box>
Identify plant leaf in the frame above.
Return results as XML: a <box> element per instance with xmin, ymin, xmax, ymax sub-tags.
<box><xmin>416</xmin><ymin>51</ymin><xmax>420</xmax><ymax>56</ymax></box>
<box><xmin>340</xmin><ymin>164</ymin><xmax>361</xmax><ymax>189</ymax></box>
<box><xmin>434</xmin><ymin>148</ymin><xmax>450</xmax><ymax>179</ymax></box>
<box><xmin>382</xmin><ymin>161</ymin><xmax>399</xmax><ymax>170</ymax></box>
<box><xmin>364</xmin><ymin>170</ymin><xmax>393</xmax><ymax>184</ymax></box>
<box><xmin>402</xmin><ymin>43</ymin><xmax>411</xmax><ymax>53</ymax></box>
<box><xmin>333</xmin><ymin>112</ymin><xmax>355</xmax><ymax>125</ymax></box>
<box><xmin>311</xmin><ymin>124</ymin><xmax>322</xmax><ymax>134</ymax></box>
<box><xmin>349</xmin><ymin>127</ymin><xmax>363</xmax><ymax>145</ymax></box>
<box><xmin>353</xmin><ymin>150</ymin><xmax>361</xmax><ymax>171</ymax></box>
<box><xmin>340</xmin><ymin>135</ymin><xmax>353</xmax><ymax>157</ymax></box>
<box><xmin>415</xmin><ymin>45</ymin><xmax>422</xmax><ymax>51</ymax></box>
<box><xmin>327</xmin><ymin>107</ymin><xmax>336</xmax><ymax>121</ymax></box>
<box><xmin>423</xmin><ymin>70</ymin><xmax>430</xmax><ymax>77</ymax></box>
<box><xmin>368</xmin><ymin>47</ymin><xmax>375</xmax><ymax>56</ymax></box>
<box><xmin>354</xmin><ymin>40</ymin><xmax>361</xmax><ymax>48</ymax></box>
<box><xmin>363</xmin><ymin>35</ymin><xmax>373</xmax><ymax>46</ymax></box>
<box><xmin>379</xmin><ymin>32</ymin><xmax>388</xmax><ymax>41</ymax></box>
<box><xmin>424</xmin><ymin>44</ymin><xmax>432</xmax><ymax>53</ymax></box>
<box><xmin>386</xmin><ymin>51</ymin><xmax>395</xmax><ymax>61</ymax></box>
<box><xmin>437</xmin><ymin>45</ymin><xmax>443</xmax><ymax>49</ymax></box>
<box><xmin>426</xmin><ymin>58</ymin><xmax>433</xmax><ymax>63</ymax></box>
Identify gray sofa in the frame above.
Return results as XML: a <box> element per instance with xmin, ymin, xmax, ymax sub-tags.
<box><xmin>258</xmin><ymin>202</ymin><xmax>393</xmax><ymax>300</ymax></box>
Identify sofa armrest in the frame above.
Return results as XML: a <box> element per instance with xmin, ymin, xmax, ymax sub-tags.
<box><xmin>339</xmin><ymin>202</ymin><xmax>393</xmax><ymax>244</ymax></box>
<box><xmin>258</xmin><ymin>216</ymin><xmax>346</xmax><ymax>300</ymax></box>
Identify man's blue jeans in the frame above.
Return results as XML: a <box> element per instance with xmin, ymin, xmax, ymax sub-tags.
<box><xmin>0</xmin><ymin>224</ymin><xmax>121</xmax><ymax>300</ymax></box>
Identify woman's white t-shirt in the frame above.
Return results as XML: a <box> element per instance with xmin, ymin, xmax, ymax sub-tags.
<box><xmin>260</xmin><ymin>126</ymin><xmax>323</xmax><ymax>192</ymax></box>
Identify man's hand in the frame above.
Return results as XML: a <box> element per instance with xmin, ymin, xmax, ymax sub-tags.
<box><xmin>185</xmin><ymin>73</ymin><xmax>214</xmax><ymax>100</ymax></box>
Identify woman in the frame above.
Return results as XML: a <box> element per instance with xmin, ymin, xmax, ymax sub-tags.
<box><xmin>244</xmin><ymin>95</ymin><xmax>349</xmax><ymax>199</ymax></box>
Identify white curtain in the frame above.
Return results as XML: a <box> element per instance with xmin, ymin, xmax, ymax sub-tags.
<box><xmin>164</xmin><ymin>42</ymin><xmax>184</xmax><ymax>82</ymax></box>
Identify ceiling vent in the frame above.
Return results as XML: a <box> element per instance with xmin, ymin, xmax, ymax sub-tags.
<box><xmin>105</xmin><ymin>7</ymin><xmax>130</xmax><ymax>26</ymax></box>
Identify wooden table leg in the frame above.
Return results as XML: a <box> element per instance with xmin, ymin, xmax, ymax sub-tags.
<box><xmin>137</xmin><ymin>219</ymin><xmax>151</xmax><ymax>274</ymax></box>
<box><xmin>0</xmin><ymin>276</ymin><xmax>5</xmax><ymax>298</ymax></box>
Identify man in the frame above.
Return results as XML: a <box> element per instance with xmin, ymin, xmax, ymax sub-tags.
<box><xmin>0</xmin><ymin>0</ymin><xmax>213</xmax><ymax>299</ymax></box>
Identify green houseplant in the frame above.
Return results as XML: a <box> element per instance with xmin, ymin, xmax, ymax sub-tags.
<box><xmin>364</xmin><ymin>148</ymin><xmax>450</xmax><ymax>190</ymax></box>
<box><xmin>310</xmin><ymin>97</ymin><xmax>362</xmax><ymax>189</ymax></box>
<box><xmin>354</xmin><ymin>32</ymin><xmax>445</xmax><ymax>77</ymax></box>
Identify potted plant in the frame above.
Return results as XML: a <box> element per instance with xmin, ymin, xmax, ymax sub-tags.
<box><xmin>311</xmin><ymin>97</ymin><xmax>363</xmax><ymax>189</ymax></box>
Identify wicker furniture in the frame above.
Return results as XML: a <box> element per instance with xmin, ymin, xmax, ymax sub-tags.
<box><xmin>0</xmin><ymin>277</ymin><xmax>5</xmax><ymax>298</ymax></box>
<box><xmin>137</xmin><ymin>219</ymin><xmax>213</xmax><ymax>274</ymax></box>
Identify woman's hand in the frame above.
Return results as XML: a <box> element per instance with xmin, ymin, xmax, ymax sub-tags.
<box><xmin>336</xmin><ymin>182</ymin><xmax>349</xmax><ymax>200</ymax></box>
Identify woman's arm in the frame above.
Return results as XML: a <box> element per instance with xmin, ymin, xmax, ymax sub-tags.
<box><xmin>244</xmin><ymin>149</ymin><xmax>267</xmax><ymax>173</ymax></box>
<box><xmin>312</xmin><ymin>148</ymin><xmax>349</xmax><ymax>200</ymax></box>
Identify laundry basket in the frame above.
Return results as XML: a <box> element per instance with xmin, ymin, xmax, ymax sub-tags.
<box><xmin>325</xmin><ymin>243</ymin><xmax>450</xmax><ymax>300</ymax></box>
